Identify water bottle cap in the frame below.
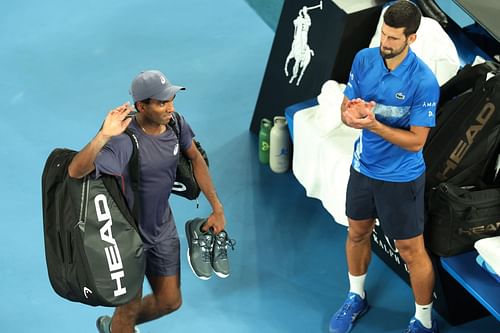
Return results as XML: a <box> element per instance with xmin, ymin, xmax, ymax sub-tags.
<box><xmin>260</xmin><ymin>118</ymin><xmax>272</xmax><ymax>127</ymax></box>
<box><xmin>273</xmin><ymin>116</ymin><xmax>287</xmax><ymax>126</ymax></box>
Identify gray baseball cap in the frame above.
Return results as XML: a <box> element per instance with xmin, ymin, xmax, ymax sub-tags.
<box><xmin>130</xmin><ymin>70</ymin><xmax>185</xmax><ymax>102</ymax></box>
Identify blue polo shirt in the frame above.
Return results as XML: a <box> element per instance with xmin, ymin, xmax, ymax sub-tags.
<box><xmin>344</xmin><ymin>47</ymin><xmax>439</xmax><ymax>182</ymax></box>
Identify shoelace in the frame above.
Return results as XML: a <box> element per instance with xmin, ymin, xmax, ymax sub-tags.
<box><xmin>335</xmin><ymin>301</ymin><xmax>353</xmax><ymax>320</ymax></box>
<box><xmin>403</xmin><ymin>319</ymin><xmax>423</xmax><ymax>333</ymax></box>
<box><xmin>192</xmin><ymin>233</ymin><xmax>214</xmax><ymax>262</ymax></box>
<box><xmin>214</xmin><ymin>232</ymin><xmax>236</xmax><ymax>260</ymax></box>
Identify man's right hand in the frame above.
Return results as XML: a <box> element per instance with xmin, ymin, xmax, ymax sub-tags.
<box><xmin>68</xmin><ymin>102</ymin><xmax>133</xmax><ymax>179</ymax></box>
<box><xmin>100</xmin><ymin>102</ymin><xmax>133</xmax><ymax>138</ymax></box>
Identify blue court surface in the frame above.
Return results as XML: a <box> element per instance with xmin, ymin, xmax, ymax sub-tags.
<box><xmin>1</xmin><ymin>0</ymin><xmax>499</xmax><ymax>332</ymax></box>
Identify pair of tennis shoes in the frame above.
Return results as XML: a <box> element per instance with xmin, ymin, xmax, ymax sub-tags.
<box><xmin>185</xmin><ymin>218</ymin><xmax>235</xmax><ymax>280</ymax></box>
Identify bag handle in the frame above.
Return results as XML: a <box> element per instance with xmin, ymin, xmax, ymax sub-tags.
<box><xmin>473</xmin><ymin>61</ymin><xmax>499</xmax><ymax>91</ymax></box>
<box><xmin>437</xmin><ymin>182</ymin><xmax>473</xmax><ymax>198</ymax></box>
<box><xmin>463</xmin><ymin>206</ymin><xmax>478</xmax><ymax>221</ymax></box>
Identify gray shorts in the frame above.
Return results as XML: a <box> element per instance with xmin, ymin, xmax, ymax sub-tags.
<box><xmin>346</xmin><ymin>167</ymin><xmax>426</xmax><ymax>240</ymax></box>
<box><xmin>144</xmin><ymin>236</ymin><xmax>180</xmax><ymax>277</ymax></box>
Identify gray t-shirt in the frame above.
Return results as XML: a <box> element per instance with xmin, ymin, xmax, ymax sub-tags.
<box><xmin>94</xmin><ymin>114</ymin><xmax>195</xmax><ymax>245</ymax></box>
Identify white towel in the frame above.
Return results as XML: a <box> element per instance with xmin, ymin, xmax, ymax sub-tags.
<box><xmin>474</xmin><ymin>236</ymin><xmax>500</xmax><ymax>276</ymax></box>
<box><xmin>292</xmin><ymin>80</ymin><xmax>359</xmax><ymax>226</ymax></box>
<box><xmin>476</xmin><ymin>254</ymin><xmax>500</xmax><ymax>283</ymax></box>
<box><xmin>315</xmin><ymin>80</ymin><xmax>345</xmax><ymax>133</ymax></box>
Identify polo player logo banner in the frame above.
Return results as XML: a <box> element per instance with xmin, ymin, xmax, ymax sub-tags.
<box><xmin>250</xmin><ymin>0</ymin><xmax>383</xmax><ymax>133</ymax></box>
<box><xmin>284</xmin><ymin>1</ymin><xmax>323</xmax><ymax>86</ymax></box>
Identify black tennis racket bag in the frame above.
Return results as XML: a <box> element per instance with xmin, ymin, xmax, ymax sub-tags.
<box><xmin>424</xmin><ymin>61</ymin><xmax>500</xmax><ymax>190</ymax></box>
<box><xmin>41</xmin><ymin>131</ymin><xmax>145</xmax><ymax>307</ymax></box>
<box><xmin>169</xmin><ymin>112</ymin><xmax>209</xmax><ymax>201</ymax></box>
<box><xmin>425</xmin><ymin>182</ymin><xmax>500</xmax><ymax>257</ymax></box>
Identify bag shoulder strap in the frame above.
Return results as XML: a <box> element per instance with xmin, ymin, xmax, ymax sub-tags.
<box><xmin>124</xmin><ymin>129</ymin><xmax>141</xmax><ymax>224</ymax></box>
<box><xmin>169</xmin><ymin>112</ymin><xmax>181</xmax><ymax>140</ymax></box>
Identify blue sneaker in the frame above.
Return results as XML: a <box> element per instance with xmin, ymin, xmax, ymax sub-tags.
<box><xmin>329</xmin><ymin>292</ymin><xmax>369</xmax><ymax>333</ymax></box>
<box><xmin>404</xmin><ymin>317</ymin><xmax>439</xmax><ymax>333</ymax></box>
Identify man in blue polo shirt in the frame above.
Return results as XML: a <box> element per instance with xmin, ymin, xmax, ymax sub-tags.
<box><xmin>329</xmin><ymin>2</ymin><xmax>439</xmax><ymax>333</ymax></box>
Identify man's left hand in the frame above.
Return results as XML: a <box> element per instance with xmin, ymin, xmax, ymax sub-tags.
<box><xmin>202</xmin><ymin>210</ymin><xmax>226</xmax><ymax>235</ymax></box>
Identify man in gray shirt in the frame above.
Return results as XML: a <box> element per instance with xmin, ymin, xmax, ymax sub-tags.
<box><xmin>68</xmin><ymin>70</ymin><xmax>226</xmax><ymax>333</ymax></box>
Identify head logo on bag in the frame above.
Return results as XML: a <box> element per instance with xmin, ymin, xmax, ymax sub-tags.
<box><xmin>83</xmin><ymin>287</ymin><xmax>93</xmax><ymax>299</ymax></box>
<box><xmin>457</xmin><ymin>221</ymin><xmax>500</xmax><ymax>237</ymax></box>
<box><xmin>95</xmin><ymin>194</ymin><xmax>126</xmax><ymax>297</ymax></box>
<box><xmin>172</xmin><ymin>181</ymin><xmax>187</xmax><ymax>192</ymax></box>
<box><xmin>436</xmin><ymin>101</ymin><xmax>496</xmax><ymax>181</ymax></box>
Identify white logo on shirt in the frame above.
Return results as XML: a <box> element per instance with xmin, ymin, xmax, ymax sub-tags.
<box><xmin>422</xmin><ymin>101</ymin><xmax>436</xmax><ymax>107</ymax></box>
<box><xmin>428</xmin><ymin>111</ymin><xmax>434</xmax><ymax>117</ymax></box>
<box><xmin>395</xmin><ymin>92</ymin><xmax>405</xmax><ymax>100</ymax></box>
<box><xmin>173</xmin><ymin>143</ymin><xmax>179</xmax><ymax>156</ymax></box>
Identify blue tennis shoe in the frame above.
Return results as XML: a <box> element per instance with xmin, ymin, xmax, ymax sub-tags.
<box><xmin>404</xmin><ymin>317</ymin><xmax>439</xmax><ymax>333</ymax></box>
<box><xmin>329</xmin><ymin>292</ymin><xmax>369</xmax><ymax>333</ymax></box>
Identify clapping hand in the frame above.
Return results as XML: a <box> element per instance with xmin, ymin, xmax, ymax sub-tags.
<box><xmin>342</xmin><ymin>98</ymin><xmax>377</xmax><ymax>130</ymax></box>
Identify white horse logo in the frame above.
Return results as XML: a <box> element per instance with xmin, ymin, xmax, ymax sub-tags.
<box><xmin>284</xmin><ymin>1</ymin><xmax>323</xmax><ymax>86</ymax></box>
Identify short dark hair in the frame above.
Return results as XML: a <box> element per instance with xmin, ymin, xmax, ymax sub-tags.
<box><xmin>383</xmin><ymin>0</ymin><xmax>422</xmax><ymax>36</ymax></box>
<box><xmin>134</xmin><ymin>98</ymin><xmax>151</xmax><ymax>111</ymax></box>
<box><xmin>138</xmin><ymin>98</ymin><xmax>151</xmax><ymax>104</ymax></box>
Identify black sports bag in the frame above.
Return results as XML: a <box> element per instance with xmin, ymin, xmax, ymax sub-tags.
<box><xmin>424</xmin><ymin>61</ymin><xmax>500</xmax><ymax>190</ymax></box>
<box><xmin>41</xmin><ymin>131</ymin><xmax>145</xmax><ymax>307</ymax></box>
<box><xmin>425</xmin><ymin>182</ymin><xmax>500</xmax><ymax>257</ymax></box>
<box><xmin>169</xmin><ymin>112</ymin><xmax>209</xmax><ymax>200</ymax></box>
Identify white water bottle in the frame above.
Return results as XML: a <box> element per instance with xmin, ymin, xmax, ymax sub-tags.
<box><xmin>269</xmin><ymin>116</ymin><xmax>291</xmax><ymax>173</ymax></box>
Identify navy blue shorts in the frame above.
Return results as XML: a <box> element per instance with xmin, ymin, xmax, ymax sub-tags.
<box><xmin>345</xmin><ymin>167</ymin><xmax>425</xmax><ymax>240</ymax></box>
<box><xmin>144</xmin><ymin>236</ymin><xmax>180</xmax><ymax>277</ymax></box>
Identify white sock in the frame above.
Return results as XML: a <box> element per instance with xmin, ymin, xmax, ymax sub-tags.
<box><xmin>415</xmin><ymin>302</ymin><xmax>433</xmax><ymax>329</ymax></box>
<box><xmin>348</xmin><ymin>272</ymin><xmax>366</xmax><ymax>299</ymax></box>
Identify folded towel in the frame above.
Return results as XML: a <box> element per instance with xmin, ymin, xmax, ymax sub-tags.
<box><xmin>315</xmin><ymin>80</ymin><xmax>346</xmax><ymax>133</ymax></box>
<box><xmin>476</xmin><ymin>254</ymin><xmax>500</xmax><ymax>283</ymax></box>
<box><xmin>292</xmin><ymin>79</ymin><xmax>360</xmax><ymax>226</ymax></box>
<box><xmin>474</xmin><ymin>236</ymin><xmax>500</xmax><ymax>276</ymax></box>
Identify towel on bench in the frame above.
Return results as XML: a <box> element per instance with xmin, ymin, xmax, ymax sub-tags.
<box><xmin>474</xmin><ymin>236</ymin><xmax>500</xmax><ymax>281</ymax></box>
